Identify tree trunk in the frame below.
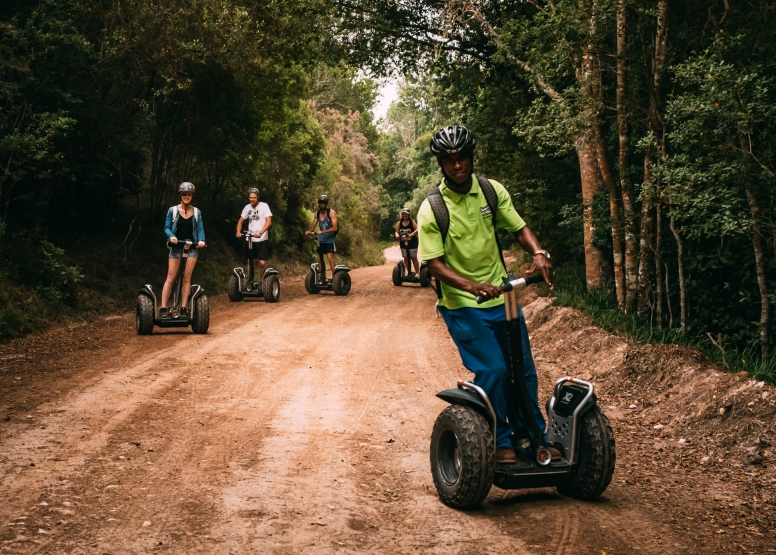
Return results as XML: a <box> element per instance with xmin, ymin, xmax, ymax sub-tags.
<box><xmin>743</xmin><ymin>175</ymin><xmax>770</xmax><ymax>360</ymax></box>
<box><xmin>669</xmin><ymin>214</ymin><xmax>686</xmax><ymax>331</ymax></box>
<box><xmin>577</xmin><ymin>132</ymin><xmax>609</xmax><ymax>289</ymax></box>
<box><xmin>638</xmin><ymin>0</ymin><xmax>669</xmax><ymax>315</ymax></box>
<box><xmin>594</xmin><ymin>125</ymin><xmax>625</xmax><ymax>305</ymax></box>
<box><xmin>617</xmin><ymin>0</ymin><xmax>638</xmax><ymax>314</ymax></box>
<box><xmin>654</xmin><ymin>195</ymin><xmax>663</xmax><ymax>328</ymax></box>
<box><xmin>638</xmin><ymin>155</ymin><xmax>656</xmax><ymax>314</ymax></box>
<box><xmin>576</xmin><ymin>42</ymin><xmax>610</xmax><ymax>289</ymax></box>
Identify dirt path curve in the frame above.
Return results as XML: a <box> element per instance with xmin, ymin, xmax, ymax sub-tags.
<box><xmin>0</xmin><ymin>259</ymin><xmax>760</xmax><ymax>554</ymax></box>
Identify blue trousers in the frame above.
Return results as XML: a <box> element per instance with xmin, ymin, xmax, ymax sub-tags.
<box><xmin>439</xmin><ymin>304</ymin><xmax>547</xmax><ymax>448</ymax></box>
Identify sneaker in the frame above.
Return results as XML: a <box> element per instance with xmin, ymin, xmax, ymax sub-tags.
<box><xmin>159</xmin><ymin>307</ymin><xmax>168</xmax><ymax>319</ymax></box>
<box><xmin>180</xmin><ymin>307</ymin><xmax>189</xmax><ymax>319</ymax></box>
<box><xmin>495</xmin><ymin>447</ymin><xmax>518</xmax><ymax>464</ymax></box>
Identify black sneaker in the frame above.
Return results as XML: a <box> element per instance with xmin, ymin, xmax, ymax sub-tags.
<box><xmin>180</xmin><ymin>307</ymin><xmax>190</xmax><ymax>319</ymax></box>
<box><xmin>159</xmin><ymin>307</ymin><xmax>168</xmax><ymax>319</ymax></box>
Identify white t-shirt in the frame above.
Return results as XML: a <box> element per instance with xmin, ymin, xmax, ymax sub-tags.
<box><xmin>241</xmin><ymin>202</ymin><xmax>272</xmax><ymax>242</ymax></box>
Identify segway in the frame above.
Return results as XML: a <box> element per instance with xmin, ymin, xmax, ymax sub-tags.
<box><xmin>227</xmin><ymin>232</ymin><xmax>280</xmax><ymax>302</ymax></box>
<box><xmin>430</xmin><ymin>274</ymin><xmax>615</xmax><ymax>509</ymax></box>
<box><xmin>392</xmin><ymin>229</ymin><xmax>431</xmax><ymax>287</ymax></box>
<box><xmin>304</xmin><ymin>235</ymin><xmax>351</xmax><ymax>295</ymax></box>
<box><xmin>136</xmin><ymin>240</ymin><xmax>209</xmax><ymax>335</ymax></box>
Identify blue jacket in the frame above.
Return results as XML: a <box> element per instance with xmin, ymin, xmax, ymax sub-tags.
<box><xmin>164</xmin><ymin>205</ymin><xmax>205</xmax><ymax>244</ymax></box>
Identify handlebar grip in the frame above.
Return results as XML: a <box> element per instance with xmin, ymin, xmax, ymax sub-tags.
<box><xmin>475</xmin><ymin>273</ymin><xmax>545</xmax><ymax>304</ymax></box>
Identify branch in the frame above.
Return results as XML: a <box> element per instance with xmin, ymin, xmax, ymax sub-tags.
<box><xmin>459</xmin><ymin>2</ymin><xmax>564</xmax><ymax>102</ymax></box>
<box><xmin>114</xmin><ymin>216</ymin><xmax>137</xmax><ymax>252</ymax></box>
<box><xmin>706</xmin><ymin>332</ymin><xmax>729</xmax><ymax>369</ymax></box>
<box><xmin>730</xmin><ymin>134</ymin><xmax>776</xmax><ymax>178</ymax></box>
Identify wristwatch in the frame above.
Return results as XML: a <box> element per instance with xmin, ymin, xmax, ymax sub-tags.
<box><xmin>534</xmin><ymin>249</ymin><xmax>551</xmax><ymax>260</ymax></box>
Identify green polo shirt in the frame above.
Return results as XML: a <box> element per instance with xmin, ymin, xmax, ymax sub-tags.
<box><xmin>417</xmin><ymin>176</ymin><xmax>526</xmax><ymax>310</ymax></box>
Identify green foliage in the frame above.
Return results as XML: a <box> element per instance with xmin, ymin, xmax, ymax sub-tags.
<box><xmin>36</xmin><ymin>240</ymin><xmax>83</xmax><ymax>302</ymax></box>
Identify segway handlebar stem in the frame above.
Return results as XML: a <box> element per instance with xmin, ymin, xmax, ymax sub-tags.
<box><xmin>475</xmin><ymin>274</ymin><xmax>545</xmax><ymax>304</ymax></box>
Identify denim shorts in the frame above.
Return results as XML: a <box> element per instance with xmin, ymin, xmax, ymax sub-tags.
<box><xmin>168</xmin><ymin>245</ymin><xmax>198</xmax><ymax>259</ymax></box>
<box><xmin>400</xmin><ymin>246</ymin><xmax>418</xmax><ymax>258</ymax></box>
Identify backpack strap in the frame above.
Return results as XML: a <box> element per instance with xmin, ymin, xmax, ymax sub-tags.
<box><xmin>172</xmin><ymin>205</ymin><xmax>179</xmax><ymax>224</ymax></box>
<box><xmin>476</xmin><ymin>175</ymin><xmax>507</xmax><ymax>271</ymax></box>
<box><xmin>427</xmin><ymin>187</ymin><xmax>449</xmax><ymax>244</ymax></box>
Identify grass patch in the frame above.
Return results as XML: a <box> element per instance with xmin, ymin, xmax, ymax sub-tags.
<box><xmin>552</xmin><ymin>264</ymin><xmax>776</xmax><ymax>383</ymax></box>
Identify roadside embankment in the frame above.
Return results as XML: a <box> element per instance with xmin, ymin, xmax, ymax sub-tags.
<box><xmin>524</xmin><ymin>294</ymin><xmax>776</xmax><ymax>538</ymax></box>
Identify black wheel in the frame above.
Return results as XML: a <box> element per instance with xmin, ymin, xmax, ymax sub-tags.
<box><xmin>557</xmin><ymin>406</ymin><xmax>615</xmax><ymax>500</ymax></box>
<box><xmin>227</xmin><ymin>274</ymin><xmax>243</xmax><ymax>302</ymax></box>
<box><xmin>332</xmin><ymin>271</ymin><xmax>351</xmax><ymax>296</ymax></box>
<box><xmin>136</xmin><ymin>295</ymin><xmax>154</xmax><ymax>335</ymax></box>
<box><xmin>304</xmin><ymin>270</ymin><xmax>319</xmax><ymax>294</ymax></box>
<box><xmin>262</xmin><ymin>274</ymin><xmax>280</xmax><ymax>303</ymax></box>
<box><xmin>191</xmin><ymin>295</ymin><xmax>210</xmax><ymax>334</ymax></box>
<box><xmin>419</xmin><ymin>265</ymin><xmax>431</xmax><ymax>287</ymax></box>
<box><xmin>392</xmin><ymin>262</ymin><xmax>403</xmax><ymax>286</ymax></box>
<box><xmin>430</xmin><ymin>405</ymin><xmax>494</xmax><ymax>509</ymax></box>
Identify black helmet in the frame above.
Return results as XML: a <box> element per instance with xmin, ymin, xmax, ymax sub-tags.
<box><xmin>248</xmin><ymin>187</ymin><xmax>260</xmax><ymax>196</ymax></box>
<box><xmin>318</xmin><ymin>194</ymin><xmax>329</xmax><ymax>204</ymax></box>
<box><xmin>178</xmin><ymin>182</ymin><xmax>195</xmax><ymax>195</ymax></box>
<box><xmin>430</xmin><ymin>125</ymin><xmax>476</xmax><ymax>158</ymax></box>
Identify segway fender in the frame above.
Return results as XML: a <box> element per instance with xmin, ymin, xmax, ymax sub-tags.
<box><xmin>138</xmin><ymin>284</ymin><xmax>157</xmax><ymax>302</ymax></box>
<box><xmin>333</xmin><ymin>265</ymin><xmax>351</xmax><ymax>273</ymax></box>
<box><xmin>436</xmin><ymin>388</ymin><xmax>494</xmax><ymax>425</ymax></box>
<box><xmin>233</xmin><ymin>268</ymin><xmax>245</xmax><ymax>290</ymax></box>
<box><xmin>546</xmin><ymin>377</ymin><xmax>597</xmax><ymax>465</ymax></box>
<box><xmin>137</xmin><ymin>285</ymin><xmax>158</xmax><ymax>320</ymax></box>
<box><xmin>263</xmin><ymin>268</ymin><xmax>280</xmax><ymax>278</ymax></box>
<box><xmin>189</xmin><ymin>284</ymin><xmax>205</xmax><ymax>301</ymax></box>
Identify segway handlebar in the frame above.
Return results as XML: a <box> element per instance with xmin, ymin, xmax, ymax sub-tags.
<box><xmin>475</xmin><ymin>274</ymin><xmax>545</xmax><ymax>305</ymax></box>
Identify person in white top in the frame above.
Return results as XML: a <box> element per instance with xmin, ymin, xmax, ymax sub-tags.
<box><xmin>236</xmin><ymin>188</ymin><xmax>272</xmax><ymax>280</ymax></box>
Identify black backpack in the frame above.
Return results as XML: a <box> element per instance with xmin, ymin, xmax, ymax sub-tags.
<box><xmin>426</xmin><ymin>176</ymin><xmax>507</xmax><ymax>299</ymax></box>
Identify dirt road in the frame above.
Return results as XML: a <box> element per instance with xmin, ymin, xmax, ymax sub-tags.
<box><xmin>0</xmin><ymin>259</ymin><xmax>772</xmax><ymax>554</ymax></box>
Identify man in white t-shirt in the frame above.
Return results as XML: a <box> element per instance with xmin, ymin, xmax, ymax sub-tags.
<box><xmin>236</xmin><ymin>188</ymin><xmax>272</xmax><ymax>281</ymax></box>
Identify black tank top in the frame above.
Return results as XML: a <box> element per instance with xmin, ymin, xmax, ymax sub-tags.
<box><xmin>399</xmin><ymin>219</ymin><xmax>418</xmax><ymax>249</ymax></box>
<box><xmin>176</xmin><ymin>214</ymin><xmax>194</xmax><ymax>242</ymax></box>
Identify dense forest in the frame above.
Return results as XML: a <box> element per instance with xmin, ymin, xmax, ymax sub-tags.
<box><xmin>2</xmin><ymin>0</ymin><xmax>775</xmax><ymax>378</ymax></box>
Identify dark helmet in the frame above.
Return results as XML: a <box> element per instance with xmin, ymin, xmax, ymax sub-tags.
<box><xmin>318</xmin><ymin>194</ymin><xmax>329</xmax><ymax>204</ymax></box>
<box><xmin>178</xmin><ymin>182</ymin><xmax>195</xmax><ymax>195</ymax></box>
<box><xmin>248</xmin><ymin>187</ymin><xmax>260</xmax><ymax>196</ymax></box>
<box><xmin>430</xmin><ymin>125</ymin><xmax>476</xmax><ymax>158</ymax></box>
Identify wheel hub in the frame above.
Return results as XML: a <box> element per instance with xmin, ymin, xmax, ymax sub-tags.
<box><xmin>437</xmin><ymin>429</ymin><xmax>462</xmax><ymax>486</ymax></box>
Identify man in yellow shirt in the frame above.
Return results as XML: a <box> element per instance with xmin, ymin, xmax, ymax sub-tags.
<box><xmin>418</xmin><ymin>125</ymin><xmax>554</xmax><ymax>465</ymax></box>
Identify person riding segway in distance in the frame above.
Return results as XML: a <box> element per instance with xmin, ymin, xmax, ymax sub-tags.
<box><xmin>395</xmin><ymin>207</ymin><xmax>420</xmax><ymax>277</ymax></box>
<box><xmin>161</xmin><ymin>182</ymin><xmax>206</xmax><ymax>319</ymax></box>
<box><xmin>305</xmin><ymin>194</ymin><xmax>338</xmax><ymax>284</ymax></box>
<box><xmin>418</xmin><ymin>125</ymin><xmax>558</xmax><ymax>465</ymax></box>
<box><xmin>236</xmin><ymin>187</ymin><xmax>272</xmax><ymax>283</ymax></box>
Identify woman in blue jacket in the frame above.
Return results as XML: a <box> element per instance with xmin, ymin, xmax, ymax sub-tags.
<box><xmin>160</xmin><ymin>182</ymin><xmax>206</xmax><ymax>319</ymax></box>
